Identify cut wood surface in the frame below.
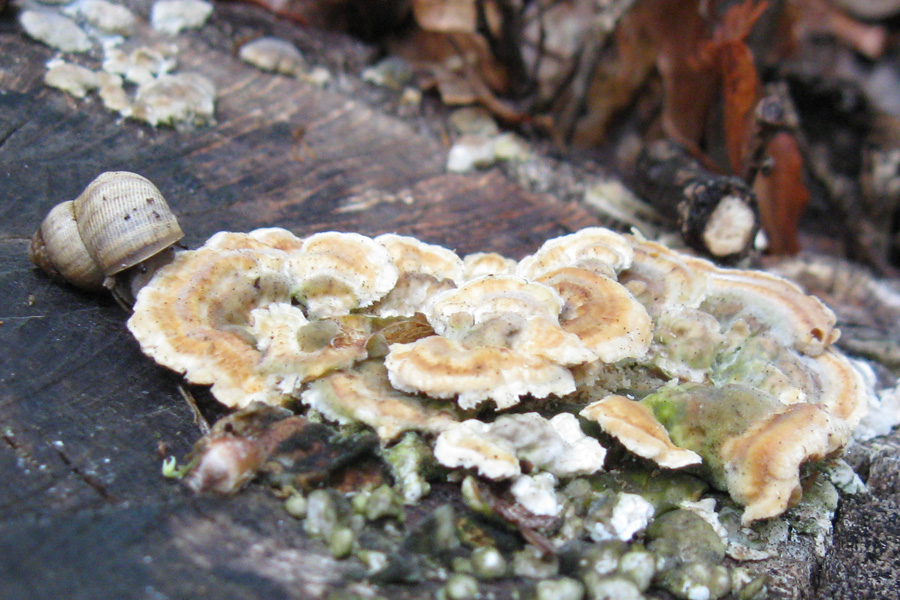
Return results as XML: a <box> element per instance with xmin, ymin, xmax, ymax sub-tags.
<box><xmin>0</xmin><ymin>3</ymin><xmax>898</xmax><ymax>600</ymax></box>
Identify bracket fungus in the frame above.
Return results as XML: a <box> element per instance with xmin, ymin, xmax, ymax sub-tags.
<box><xmin>127</xmin><ymin>229</ymin><xmax>387</xmax><ymax>407</ymax></box>
<box><xmin>76</xmin><ymin>209</ymin><xmax>870</xmax><ymax>528</ymax></box>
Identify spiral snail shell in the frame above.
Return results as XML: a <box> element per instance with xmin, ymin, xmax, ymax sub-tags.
<box><xmin>29</xmin><ymin>171</ymin><xmax>184</xmax><ymax>291</ymax></box>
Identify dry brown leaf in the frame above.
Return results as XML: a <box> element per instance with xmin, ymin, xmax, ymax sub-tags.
<box><xmin>753</xmin><ymin>131</ymin><xmax>809</xmax><ymax>255</ymax></box>
<box><xmin>699</xmin><ymin>0</ymin><xmax>768</xmax><ymax>174</ymax></box>
<box><xmin>650</xmin><ymin>0</ymin><xmax>720</xmax><ymax>152</ymax></box>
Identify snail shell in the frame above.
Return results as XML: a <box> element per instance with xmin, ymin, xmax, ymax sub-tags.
<box><xmin>29</xmin><ymin>171</ymin><xmax>184</xmax><ymax>291</ymax></box>
<box><xmin>29</xmin><ymin>200</ymin><xmax>106</xmax><ymax>290</ymax></box>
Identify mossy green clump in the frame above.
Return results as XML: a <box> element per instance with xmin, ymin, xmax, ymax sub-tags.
<box><xmin>380</xmin><ymin>432</ymin><xmax>438</xmax><ymax>503</ymax></box>
<box><xmin>587</xmin><ymin>469</ymin><xmax>709</xmax><ymax>514</ymax></box>
<box><xmin>659</xmin><ymin>562</ymin><xmax>731</xmax><ymax>600</ymax></box>
<box><xmin>646</xmin><ymin>509</ymin><xmax>726</xmax><ymax>565</ymax></box>
<box><xmin>442</xmin><ymin>574</ymin><xmax>479</xmax><ymax>600</ymax></box>
<box><xmin>640</xmin><ymin>383</ymin><xmax>781</xmax><ymax>489</ymax></box>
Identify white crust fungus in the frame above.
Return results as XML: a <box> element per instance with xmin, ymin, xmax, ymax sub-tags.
<box><xmin>239</xmin><ymin>37</ymin><xmax>306</xmax><ymax>76</ymax></box>
<box><xmin>131</xmin><ymin>72</ymin><xmax>216</xmax><ymax>127</ymax></box>
<box><xmin>433</xmin><ymin>413</ymin><xmax>606</xmax><ymax>480</ymax></box>
<box><xmin>44</xmin><ymin>60</ymin><xmax>99</xmax><ymax>99</ymax></box>
<box><xmin>71</xmin><ymin>0</ymin><xmax>137</xmax><ymax>36</ymax></box>
<box><xmin>20</xmin><ymin>11</ymin><xmax>92</xmax><ymax>53</ymax></box>
<box><xmin>151</xmin><ymin>0</ymin><xmax>213</xmax><ymax>35</ymax></box>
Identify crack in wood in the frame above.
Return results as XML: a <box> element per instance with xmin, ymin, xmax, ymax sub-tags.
<box><xmin>51</xmin><ymin>444</ymin><xmax>118</xmax><ymax>503</ymax></box>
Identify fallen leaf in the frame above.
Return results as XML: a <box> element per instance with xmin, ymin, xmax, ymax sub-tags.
<box><xmin>753</xmin><ymin>131</ymin><xmax>810</xmax><ymax>254</ymax></box>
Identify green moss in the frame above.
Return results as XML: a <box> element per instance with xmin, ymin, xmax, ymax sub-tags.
<box><xmin>646</xmin><ymin>509</ymin><xmax>725</xmax><ymax>565</ymax></box>
<box><xmin>641</xmin><ymin>383</ymin><xmax>781</xmax><ymax>488</ymax></box>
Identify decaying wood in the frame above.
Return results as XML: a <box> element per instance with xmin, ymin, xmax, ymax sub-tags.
<box><xmin>634</xmin><ymin>140</ymin><xmax>760</xmax><ymax>261</ymax></box>
<box><xmin>1</xmin><ymin>2</ymin><xmax>899</xmax><ymax>600</ymax></box>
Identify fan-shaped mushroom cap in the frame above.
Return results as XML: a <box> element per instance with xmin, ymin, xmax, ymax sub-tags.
<box><xmin>301</xmin><ymin>360</ymin><xmax>460</xmax><ymax>441</ymax></box>
<box><xmin>803</xmin><ymin>350</ymin><xmax>870</xmax><ymax>429</ymax></box>
<box><xmin>249</xmin><ymin>306</ymin><xmax>372</xmax><ymax>395</ymax></box>
<box><xmin>384</xmin><ymin>275</ymin><xmax>604</xmax><ymax>409</ymax></box>
<box><xmin>368</xmin><ymin>234</ymin><xmax>462</xmax><ymax>317</ymax></box>
<box><xmin>248</xmin><ymin>227</ymin><xmax>306</xmax><ymax>251</ymax></box>
<box><xmin>536</xmin><ymin>267</ymin><xmax>652</xmax><ymax>363</ymax></box>
<box><xmin>580</xmin><ymin>395</ymin><xmax>702</xmax><ymax>469</ymax></box>
<box><xmin>650</xmin><ymin>307</ymin><xmax>724</xmax><ymax>381</ymax></box>
<box><xmin>710</xmin><ymin>333</ymin><xmax>815</xmax><ymax>405</ymax></box>
<box><xmin>516</xmin><ymin>227</ymin><xmax>634</xmax><ymax>280</ymax></box>
<box><xmin>426</xmin><ymin>276</ymin><xmax>596</xmax><ymax>365</ymax></box>
<box><xmin>722</xmin><ymin>403</ymin><xmax>844</xmax><ymax>524</ymax></box>
<box><xmin>127</xmin><ymin>233</ymin><xmax>376</xmax><ymax>408</ymax></box>
<box><xmin>433</xmin><ymin>412</ymin><xmax>606</xmax><ymax>480</ymax></box>
<box><xmin>205</xmin><ymin>228</ymin><xmax>305</xmax><ymax>252</ymax></box>
<box><xmin>385</xmin><ymin>337</ymin><xmax>576</xmax><ymax>410</ymax></box>
<box><xmin>618</xmin><ymin>237</ymin><xmax>708</xmax><ymax>317</ymax></box>
<box><xmin>290</xmin><ymin>232</ymin><xmax>399</xmax><ymax>319</ymax></box>
<box><xmin>700</xmin><ymin>267</ymin><xmax>839</xmax><ymax>356</ymax></box>
<box><xmin>376</xmin><ymin>234</ymin><xmax>464</xmax><ymax>283</ymax></box>
<box><xmin>127</xmin><ymin>243</ymin><xmax>294</xmax><ymax>407</ymax></box>
<box><xmin>462</xmin><ymin>252</ymin><xmax>517</xmax><ymax>279</ymax></box>
<box><xmin>368</xmin><ymin>273</ymin><xmax>456</xmax><ymax>318</ymax></box>
<box><xmin>433</xmin><ymin>419</ymin><xmax>520</xmax><ymax>479</ymax></box>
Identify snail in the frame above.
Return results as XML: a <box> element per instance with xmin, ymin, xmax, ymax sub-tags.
<box><xmin>29</xmin><ymin>171</ymin><xmax>184</xmax><ymax>298</ymax></box>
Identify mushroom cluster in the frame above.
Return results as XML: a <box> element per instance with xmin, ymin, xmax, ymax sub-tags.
<box><xmin>126</xmin><ymin>226</ymin><xmax>871</xmax><ymax>524</ymax></box>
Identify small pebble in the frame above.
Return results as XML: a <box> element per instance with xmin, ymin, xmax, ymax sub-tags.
<box><xmin>449</xmin><ymin>107</ymin><xmax>499</xmax><ymax>137</ymax></box>
<box><xmin>97</xmin><ymin>72</ymin><xmax>131</xmax><ymax>114</ymax></box>
<box><xmin>446</xmin><ymin>134</ymin><xmax>496</xmax><ymax>173</ymax></box>
<box><xmin>362</xmin><ymin>56</ymin><xmax>412</xmax><ymax>90</ymax></box>
<box><xmin>511</xmin><ymin>545</ymin><xmax>559</xmax><ymax>579</ymax></box>
<box><xmin>328</xmin><ymin>526</ymin><xmax>354</xmax><ymax>559</ymax></box>
<box><xmin>102</xmin><ymin>46</ymin><xmax>178</xmax><ymax>86</ymax></box>
<box><xmin>305</xmin><ymin>489</ymin><xmax>341</xmax><ymax>539</ymax></box>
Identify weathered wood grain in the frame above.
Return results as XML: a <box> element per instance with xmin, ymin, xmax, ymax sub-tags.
<box><xmin>1</xmin><ymin>3</ymin><xmax>899</xmax><ymax>600</ymax></box>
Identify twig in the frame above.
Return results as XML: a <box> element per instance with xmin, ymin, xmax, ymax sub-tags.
<box><xmin>634</xmin><ymin>140</ymin><xmax>760</xmax><ymax>261</ymax></box>
<box><xmin>179</xmin><ymin>385</ymin><xmax>211</xmax><ymax>436</ymax></box>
